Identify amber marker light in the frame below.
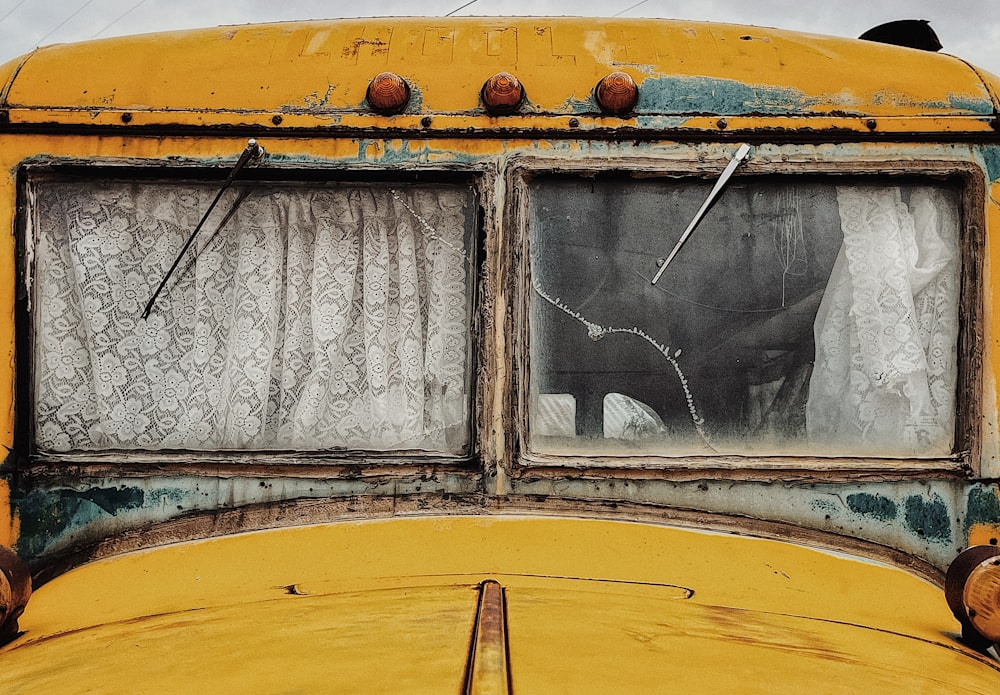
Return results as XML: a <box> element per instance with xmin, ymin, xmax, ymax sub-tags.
<box><xmin>964</xmin><ymin>557</ymin><xmax>1000</xmax><ymax>641</ymax></box>
<box><xmin>366</xmin><ymin>72</ymin><xmax>411</xmax><ymax>114</ymax></box>
<box><xmin>946</xmin><ymin>545</ymin><xmax>1000</xmax><ymax>652</ymax></box>
<box><xmin>481</xmin><ymin>72</ymin><xmax>524</xmax><ymax>115</ymax></box>
<box><xmin>595</xmin><ymin>71</ymin><xmax>639</xmax><ymax>116</ymax></box>
<box><xmin>0</xmin><ymin>545</ymin><xmax>31</xmax><ymax>645</ymax></box>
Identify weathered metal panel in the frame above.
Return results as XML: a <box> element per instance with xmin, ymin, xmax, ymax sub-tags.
<box><xmin>0</xmin><ymin>18</ymin><xmax>995</xmax><ymax>134</ymax></box>
<box><xmin>0</xmin><ymin>135</ymin><xmax>995</xmax><ymax>572</ymax></box>
<box><xmin>4</xmin><ymin>518</ymin><xmax>1000</xmax><ymax>693</ymax></box>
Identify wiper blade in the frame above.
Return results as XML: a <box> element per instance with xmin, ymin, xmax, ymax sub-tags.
<box><xmin>650</xmin><ymin>142</ymin><xmax>752</xmax><ymax>285</ymax></box>
<box><xmin>142</xmin><ymin>138</ymin><xmax>266</xmax><ymax>319</ymax></box>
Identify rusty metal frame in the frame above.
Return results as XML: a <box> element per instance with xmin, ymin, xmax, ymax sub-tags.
<box><xmin>13</xmin><ymin>158</ymin><xmax>497</xmax><ymax>479</ymax></box>
<box><xmin>506</xmin><ymin>149</ymin><xmax>986</xmax><ymax>479</ymax></box>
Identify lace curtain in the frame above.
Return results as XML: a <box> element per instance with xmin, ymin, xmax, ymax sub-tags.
<box><xmin>806</xmin><ymin>186</ymin><xmax>959</xmax><ymax>456</ymax></box>
<box><xmin>34</xmin><ymin>180</ymin><xmax>472</xmax><ymax>453</ymax></box>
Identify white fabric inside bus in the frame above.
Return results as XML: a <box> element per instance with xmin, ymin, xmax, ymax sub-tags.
<box><xmin>806</xmin><ymin>186</ymin><xmax>959</xmax><ymax>455</ymax></box>
<box><xmin>603</xmin><ymin>393</ymin><xmax>666</xmax><ymax>440</ymax></box>
<box><xmin>33</xmin><ymin>182</ymin><xmax>471</xmax><ymax>453</ymax></box>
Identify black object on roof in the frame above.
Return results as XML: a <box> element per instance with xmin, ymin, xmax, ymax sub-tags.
<box><xmin>859</xmin><ymin>19</ymin><xmax>942</xmax><ymax>51</ymax></box>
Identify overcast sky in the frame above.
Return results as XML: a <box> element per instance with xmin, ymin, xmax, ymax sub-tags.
<box><xmin>0</xmin><ymin>1</ymin><xmax>997</xmax><ymax>76</ymax></box>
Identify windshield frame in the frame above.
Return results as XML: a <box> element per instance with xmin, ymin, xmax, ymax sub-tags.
<box><xmin>510</xmin><ymin>151</ymin><xmax>984</xmax><ymax>476</ymax></box>
<box><xmin>16</xmin><ymin>161</ymin><xmax>490</xmax><ymax>473</ymax></box>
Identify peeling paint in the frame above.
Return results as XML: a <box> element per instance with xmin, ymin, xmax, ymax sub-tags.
<box><xmin>14</xmin><ymin>489</ymin><xmax>78</xmax><ymax>559</ymax></box>
<box><xmin>636</xmin><ymin>76</ymin><xmax>818</xmax><ymax>115</ymax></box>
<box><xmin>302</xmin><ymin>84</ymin><xmax>338</xmax><ymax>108</ymax></box>
<box><xmin>633</xmin><ymin>115</ymin><xmax>693</xmax><ymax>130</ymax></box>
<box><xmin>903</xmin><ymin>494</ymin><xmax>951</xmax><ymax>544</ymax></box>
<box><xmin>978</xmin><ymin>145</ymin><xmax>1000</xmax><ymax>182</ymax></box>
<box><xmin>846</xmin><ymin>493</ymin><xmax>898</xmax><ymax>522</ymax></box>
<box><xmin>65</xmin><ymin>486</ymin><xmax>144</xmax><ymax>515</ymax></box>
<box><xmin>809</xmin><ymin>498</ymin><xmax>839</xmax><ymax>516</ymax></box>
<box><xmin>947</xmin><ymin>93</ymin><xmax>995</xmax><ymax>115</ymax></box>
<box><xmin>965</xmin><ymin>485</ymin><xmax>1000</xmax><ymax>532</ymax></box>
<box><xmin>7</xmin><ymin>473</ymin><xmax>998</xmax><ymax>571</ymax></box>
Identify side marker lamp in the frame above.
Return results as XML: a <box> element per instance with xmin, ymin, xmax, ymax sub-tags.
<box><xmin>481</xmin><ymin>72</ymin><xmax>524</xmax><ymax>115</ymax></box>
<box><xmin>367</xmin><ymin>72</ymin><xmax>411</xmax><ymax>115</ymax></box>
<box><xmin>595</xmin><ymin>71</ymin><xmax>639</xmax><ymax>116</ymax></box>
<box><xmin>0</xmin><ymin>546</ymin><xmax>31</xmax><ymax>645</ymax></box>
<box><xmin>946</xmin><ymin>545</ymin><xmax>1000</xmax><ymax>653</ymax></box>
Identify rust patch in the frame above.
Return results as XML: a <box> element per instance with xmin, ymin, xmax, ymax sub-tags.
<box><xmin>464</xmin><ymin>579</ymin><xmax>511</xmax><ymax>695</ymax></box>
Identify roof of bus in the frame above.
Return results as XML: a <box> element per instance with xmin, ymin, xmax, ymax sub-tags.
<box><xmin>0</xmin><ymin>17</ymin><xmax>996</xmax><ymax>134</ymax></box>
<box><xmin>2</xmin><ymin>516</ymin><xmax>998</xmax><ymax>693</ymax></box>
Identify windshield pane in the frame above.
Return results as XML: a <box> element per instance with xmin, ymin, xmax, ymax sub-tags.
<box><xmin>528</xmin><ymin>175</ymin><xmax>961</xmax><ymax>458</ymax></box>
<box><xmin>33</xmin><ymin>179</ymin><xmax>475</xmax><ymax>454</ymax></box>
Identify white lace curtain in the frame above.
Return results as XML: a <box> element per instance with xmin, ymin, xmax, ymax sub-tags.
<box><xmin>806</xmin><ymin>186</ymin><xmax>960</xmax><ymax>456</ymax></box>
<box><xmin>33</xmin><ymin>180</ymin><xmax>472</xmax><ymax>453</ymax></box>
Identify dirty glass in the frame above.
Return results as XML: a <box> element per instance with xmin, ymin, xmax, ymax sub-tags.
<box><xmin>32</xmin><ymin>179</ymin><xmax>475</xmax><ymax>455</ymax></box>
<box><xmin>528</xmin><ymin>175</ymin><xmax>961</xmax><ymax>458</ymax></box>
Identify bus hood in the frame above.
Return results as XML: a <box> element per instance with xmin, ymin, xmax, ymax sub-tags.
<box><xmin>1</xmin><ymin>516</ymin><xmax>997</xmax><ymax>693</ymax></box>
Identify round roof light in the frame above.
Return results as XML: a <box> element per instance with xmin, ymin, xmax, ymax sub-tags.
<box><xmin>367</xmin><ymin>72</ymin><xmax>411</xmax><ymax>115</ymax></box>
<box><xmin>482</xmin><ymin>72</ymin><xmax>524</xmax><ymax>115</ymax></box>
<box><xmin>595</xmin><ymin>71</ymin><xmax>639</xmax><ymax>116</ymax></box>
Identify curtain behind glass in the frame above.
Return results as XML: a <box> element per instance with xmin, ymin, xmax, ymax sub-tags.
<box><xmin>33</xmin><ymin>180</ymin><xmax>472</xmax><ymax>453</ymax></box>
<box><xmin>807</xmin><ymin>186</ymin><xmax>960</xmax><ymax>456</ymax></box>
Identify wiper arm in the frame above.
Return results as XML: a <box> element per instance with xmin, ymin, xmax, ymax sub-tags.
<box><xmin>650</xmin><ymin>142</ymin><xmax>752</xmax><ymax>285</ymax></box>
<box><xmin>142</xmin><ymin>138</ymin><xmax>266</xmax><ymax>319</ymax></box>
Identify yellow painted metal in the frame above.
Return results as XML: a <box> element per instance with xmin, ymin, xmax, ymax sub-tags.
<box><xmin>505</xmin><ymin>584</ymin><xmax>991</xmax><ymax>693</ymax></box>
<box><xmin>0</xmin><ymin>18</ymin><xmax>995</xmax><ymax>131</ymax></box>
<box><xmin>0</xmin><ymin>18</ymin><xmax>994</xmax><ymax>689</ymax></box>
<box><xmin>969</xmin><ymin>523</ymin><xmax>1000</xmax><ymax>547</ymax></box>
<box><xmin>1</xmin><ymin>516</ymin><xmax>997</xmax><ymax>693</ymax></box>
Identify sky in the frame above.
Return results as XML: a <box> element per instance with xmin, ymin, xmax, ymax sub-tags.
<box><xmin>0</xmin><ymin>0</ymin><xmax>997</xmax><ymax>76</ymax></box>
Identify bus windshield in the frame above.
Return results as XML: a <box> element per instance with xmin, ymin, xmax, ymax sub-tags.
<box><xmin>528</xmin><ymin>174</ymin><xmax>961</xmax><ymax>458</ymax></box>
<box><xmin>31</xmin><ymin>177</ymin><xmax>476</xmax><ymax>454</ymax></box>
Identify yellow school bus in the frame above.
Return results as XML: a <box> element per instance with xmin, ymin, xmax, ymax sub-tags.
<box><xmin>1</xmin><ymin>15</ymin><xmax>1000</xmax><ymax>692</ymax></box>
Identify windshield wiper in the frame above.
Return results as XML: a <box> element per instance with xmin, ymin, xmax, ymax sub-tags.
<box><xmin>650</xmin><ymin>143</ymin><xmax>752</xmax><ymax>285</ymax></box>
<box><xmin>142</xmin><ymin>138</ymin><xmax>266</xmax><ymax>319</ymax></box>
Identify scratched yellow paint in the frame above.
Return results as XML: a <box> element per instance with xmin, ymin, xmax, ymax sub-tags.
<box><xmin>0</xmin><ymin>19</ymin><xmax>996</xmax><ymax>683</ymax></box>
<box><xmin>1</xmin><ymin>517</ymin><xmax>997</xmax><ymax>693</ymax></box>
<box><xmin>0</xmin><ymin>18</ymin><xmax>995</xmax><ymax>132</ymax></box>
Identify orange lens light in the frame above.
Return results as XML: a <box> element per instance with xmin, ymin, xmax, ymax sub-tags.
<box><xmin>482</xmin><ymin>72</ymin><xmax>524</xmax><ymax>115</ymax></box>
<box><xmin>367</xmin><ymin>72</ymin><xmax>411</xmax><ymax>114</ymax></box>
<box><xmin>595</xmin><ymin>71</ymin><xmax>639</xmax><ymax>116</ymax></box>
<box><xmin>0</xmin><ymin>546</ymin><xmax>30</xmax><ymax>644</ymax></box>
<box><xmin>964</xmin><ymin>557</ymin><xmax>1000</xmax><ymax>642</ymax></box>
<box><xmin>946</xmin><ymin>544</ymin><xmax>1000</xmax><ymax>651</ymax></box>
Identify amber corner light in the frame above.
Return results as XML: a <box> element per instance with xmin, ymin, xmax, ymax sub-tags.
<box><xmin>481</xmin><ymin>72</ymin><xmax>524</xmax><ymax>115</ymax></box>
<box><xmin>946</xmin><ymin>545</ymin><xmax>1000</xmax><ymax>652</ymax></box>
<box><xmin>595</xmin><ymin>71</ymin><xmax>639</xmax><ymax>116</ymax></box>
<box><xmin>366</xmin><ymin>72</ymin><xmax>411</xmax><ymax>115</ymax></box>
<box><xmin>0</xmin><ymin>545</ymin><xmax>31</xmax><ymax>645</ymax></box>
